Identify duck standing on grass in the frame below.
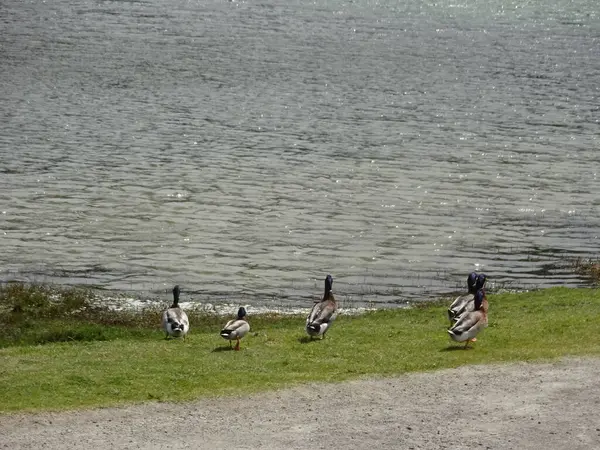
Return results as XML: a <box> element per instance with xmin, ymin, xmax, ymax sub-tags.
<box><xmin>220</xmin><ymin>307</ymin><xmax>250</xmax><ymax>351</ymax></box>
<box><xmin>448</xmin><ymin>273</ymin><xmax>487</xmax><ymax>324</ymax></box>
<box><xmin>447</xmin><ymin>288</ymin><xmax>488</xmax><ymax>348</ymax></box>
<box><xmin>306</xmin><ymin>274</ymin><xmax>338</xmax><ymax>339</ymax></box>
<box><xmin>447</xmin><ymin>272</ymin><xmax>478</xmax><ymax>324</ymax></box>
<box><xmin>162</xmin><ymin>285</ymin><xmax>190</xmax><ymax>339</ymax></box>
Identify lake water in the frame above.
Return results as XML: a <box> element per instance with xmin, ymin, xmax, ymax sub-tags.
<box><xmin>1</xmin><ymin>0</ymin><xmax>598</xmax><ymax>310</ymax></box>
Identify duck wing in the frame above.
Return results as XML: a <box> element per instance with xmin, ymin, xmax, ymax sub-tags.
<box><xmin>162</xmin><ymin>307</ymin><xmax>189</xmax><ymax>329</ymax></box>
<box><xmin>220</xmin><ymin>319</ymin><xmax>250</xmax><ymax>338</ymax></box>
<box><xmin>307</xmin><ymin>299</ymin><xmax>337</xmax><ymax>325</ymax></box>
<box><xmin>449</xmin><ymin>310</ymin><xmax>484</xmax><ymax>335</ymax></box>
<box><xmin>222</xmin><ymin>319</ymin><xmax>247</xmax><ymax>332</ymax></box>
<box><xmin>178</xmin><ymin>309</ymin><xmax>189</xmax><ymax>327</ymax></box>
<box><xmin>448</xmin><ymin>293</ymin><xmax>474</xmax><ymax>319</ymax></box>
<box><xmin>164</xmin><ymin>307</ymin><xmax>187</xmax><ymax>323</ymax></box>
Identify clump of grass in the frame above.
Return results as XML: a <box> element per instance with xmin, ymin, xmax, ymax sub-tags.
<box><xmin>0</xmin><ymin>283</ymin><xmax>161</xmax><ymax>346</ymax></box>
<box><xmin>1</xmin><ymin>282</ymin><xmax>92</xmax><ymax>319</ymax></box>
<box><xmin>0</xmin><ymin>283</ymin><xmax>307</xmax><ymax>347</ymax></box>
<box><xmin>572</xmin><ymin>258</ymin><xmax>600</xmax><ymax>283</ymax></box>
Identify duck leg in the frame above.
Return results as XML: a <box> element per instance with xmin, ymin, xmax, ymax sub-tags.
<box><xmin>464</xmin><ymin>338</ymin><xmax>477</xmax><ymax>349</ymax></box>
<box><xmin>229</xmin><ymin>340</ymin><xmax>232</xmax><ymax>349</ymax></box>
<box><xmin>234</xmin><ymin>337</ymin><xmax>241</xmax><ymax>351</ymax></box>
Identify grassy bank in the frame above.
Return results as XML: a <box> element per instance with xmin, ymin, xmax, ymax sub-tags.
<box><xmin>0</xmin><ymin>283</ymin><xmax>599</xmax><ymax>413</ymax></box>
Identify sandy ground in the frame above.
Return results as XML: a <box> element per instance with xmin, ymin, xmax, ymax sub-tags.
<box><xmin>1</xmin><ymin>357</ymin><xmax>599</xmax><ymax>449</ymax></box>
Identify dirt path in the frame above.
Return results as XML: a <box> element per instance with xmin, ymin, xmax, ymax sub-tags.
<box><xmin>1</xmin><ymin>358</ymin><xmax>599</xmax><ymax>449</ymax></box>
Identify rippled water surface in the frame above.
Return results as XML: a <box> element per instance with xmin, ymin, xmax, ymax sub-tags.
<box><xmin>1</xmin><ymin>0</ymin><xmax>599</xmax><ymax>308</ymax></box>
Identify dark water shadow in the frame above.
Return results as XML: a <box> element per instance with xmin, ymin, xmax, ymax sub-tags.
<box><xmin>212</xmin><ymin>345</ymin><xmax>234</xmax><ymax>352</ymax></box>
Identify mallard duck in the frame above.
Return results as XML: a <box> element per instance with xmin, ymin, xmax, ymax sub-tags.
<box><xmin>162</xmin><ymin>285</ymin><xmax>190</xmax><ymax>339</ymax></box>
<box><xmin>306</xmin><ymin>274</ymin><xmax>338</xmax><ymax>339</ymax></box>
<box><xmin>220</xmin><ymin>307</ymin><xmax>250</xmax><ymax>351</ymax></box>
<box><xmin>448</xmin><ymin>273</ymin><xmax>487</xmax><ymax>325</ymax></box>
<box><xmin>447</xmin><ymin>288</ymin><xmax>488</xmax><ymax>348</ymax></box>
<box><xmin>447</xmin><ymin>272</ymin><xmax>478</xmax><ymax>324</ymax></box>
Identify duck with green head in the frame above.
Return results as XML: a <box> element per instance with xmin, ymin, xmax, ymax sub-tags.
<box><xmin>448</xmin><ymin>273</ymin><xmax>487</xmax><ymax>324</ymax></box>
<box><xmin>447</xmin><ymin>272</ymin><xmax>478</xmax><ymax>324</ymax></box>
<box><xmin>447</xmin><ymin>288</ymin><xmax>488</xmax><ymax>348</ymax></box>
<box><xmin>306</xmin><ymin>274</ymin><xmax>337</xmax><ymax>339</ymax></box>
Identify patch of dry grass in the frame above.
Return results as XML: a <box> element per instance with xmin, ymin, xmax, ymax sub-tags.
<box><xmin>572</xmin><ymin>258</ymin><xmax>600</xmax><ymax>283</ymax></box>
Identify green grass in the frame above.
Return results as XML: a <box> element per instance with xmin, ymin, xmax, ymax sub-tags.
<box><xmin>0</xmin><ymin>284</ymin><xmax>599</xmax><ymax>413</ymax></box>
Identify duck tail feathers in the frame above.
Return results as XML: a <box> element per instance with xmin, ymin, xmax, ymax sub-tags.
<box><xmin>448</xmin><ymin>328</ymin><xmax>466</xmax><ymax>342</ymax></box>
<box><xmin>447</xmin><ymin>328</ymin><xmax>458</xmax><ymax>337</ymax></box>
<box><xmin>220</xmin><ymin>330</ymin><xmax>232</xmax><ymax>338</ymax></box>
<box><xmin>307</xmin><ymin>323</ymin><xmax>321</xmax><ymax>333</ymax></box>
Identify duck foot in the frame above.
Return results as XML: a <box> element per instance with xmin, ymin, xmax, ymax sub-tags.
<box><xmin>463</xmin><ymin>338</ymin><xmax>477</xmax><ymax>349</ymax></box>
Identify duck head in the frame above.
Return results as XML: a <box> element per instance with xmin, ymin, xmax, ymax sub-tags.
<box><xmin>237</xmin><ymin>306</ymin><xmax>247</xmax><ymax>320</ymax></box>
<box><xmin>324</xmin><ymin>274</ymin><xmax>333</xmax><ymax>295</ymax></box>
<box><xmin>475</xmin><ymin>273</ymin><xmax>487</xmax><ymax>290</ymax></box>
<box><xmin>474</xmin><ymin>289</ymin><xmax>486</xmax><ymax>310</ymax></box>
<box><xmin>172</xmin><ymin>285</ymin><xmax>180</xmax><ymax>307</ymax></box>
<box><xmin>467</xmin><ymin>272</ymin><xmax>478</xmax><ymax>293</ymax></box>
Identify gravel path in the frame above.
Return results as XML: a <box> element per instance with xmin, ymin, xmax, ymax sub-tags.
<box><xmin>2</xmin><ymin>358</ymin><xmax>599</xmax><ymax>449</ymax></box>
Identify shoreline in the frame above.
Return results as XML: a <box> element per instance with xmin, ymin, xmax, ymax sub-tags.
<box><xmin>0</xmin><ymin>278</ymin><xmax>549</xmax><ymax>315</ymax></box>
